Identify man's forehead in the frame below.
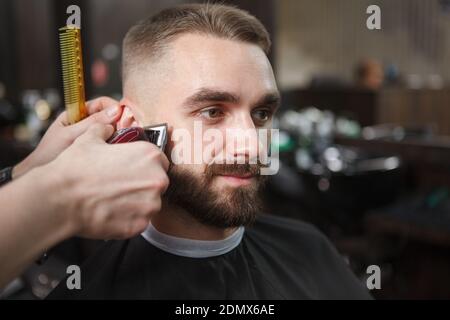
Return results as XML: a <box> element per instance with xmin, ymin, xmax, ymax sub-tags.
<box><xmin>169</xmin><ymin>34</ymin><xmax>271</xmax><ymax>71</ymax></box>
<box><xmin>165</xmin><ymin>33</ymin><xmax>278</xmax><ymax>99</ymax></box>
<box><xmin>130</xmin><ymin>33</ymin><xmax>278</xmax><ymax>116</ymax></box>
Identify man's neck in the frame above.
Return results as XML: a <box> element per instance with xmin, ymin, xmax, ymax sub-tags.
<box><xmin>150</xmin><ymin>202</ymin><xmax>237</xmax><ymax>241</ymax></box>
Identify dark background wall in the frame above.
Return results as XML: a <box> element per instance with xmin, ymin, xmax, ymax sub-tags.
<box><xmin>0</xmin><ymin>0</ymin><xmax>276</xmax><ymax>106</ymax></box>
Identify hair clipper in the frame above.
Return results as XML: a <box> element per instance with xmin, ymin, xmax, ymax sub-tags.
<box><xmin>107</xmin><ymin>123</ymin><xmax>168</xmax><ymax>151</ymax></box>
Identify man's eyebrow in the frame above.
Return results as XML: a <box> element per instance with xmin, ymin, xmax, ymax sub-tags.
<box><xmin>253</xmin><ymin>92</ymin><xmax>281</xmax><ymax>111</ymax></box>
<box><xmin>183</xmin><ymin>88</ymin><xmax>240</xmax><ymax>108</ymax></box>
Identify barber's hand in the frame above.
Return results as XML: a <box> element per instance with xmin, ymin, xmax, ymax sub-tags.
<box><xmin>13</xmin><ymin>97</ymin><xmax>122</xmax><ymax>179</ymax></box>
<box><xmin>44</xmin><ymin>123</ymin><xmax>170</xmax><ymax>240</ymax></box>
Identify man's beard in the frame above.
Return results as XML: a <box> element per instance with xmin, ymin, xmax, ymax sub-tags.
<box><xmin>164</xmin><ymin>163</ymin><xmax>267</xmax><ymax>228</ymax></box>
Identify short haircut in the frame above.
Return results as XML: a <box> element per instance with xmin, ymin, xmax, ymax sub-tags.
<box><xmin>122</xmin><ymin>3</ymin><xmax>271</xmax><ymax>84</ymax></box>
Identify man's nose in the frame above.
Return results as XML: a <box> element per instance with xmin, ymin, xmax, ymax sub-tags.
<box><xmin>224</xmin><ymin>113</ymin><xmax>260</xmax><ymax>164</ymax></box>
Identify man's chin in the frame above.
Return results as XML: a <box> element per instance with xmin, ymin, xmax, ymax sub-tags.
<box><xmin>165</xmin><ymin>166</ymin><xmax>266</xmax><ymax>228</ymax></box>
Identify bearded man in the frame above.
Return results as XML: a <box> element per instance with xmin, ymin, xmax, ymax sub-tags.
<box><xmin>48</xmin><ymin>3</ymin><xmax>371</xmax><ymax>300</ymax></box>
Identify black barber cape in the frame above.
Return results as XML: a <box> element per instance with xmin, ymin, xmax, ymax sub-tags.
<box><xmin>47</xmin><ymin>214</ymin><xmax>372</xmax><ymax>299</ymax></box>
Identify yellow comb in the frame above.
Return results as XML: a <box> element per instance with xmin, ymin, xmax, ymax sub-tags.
<box><xmin>59</xmin><ymin>26</ymin><xmax>87</xmax><ymax>124</ymax></box>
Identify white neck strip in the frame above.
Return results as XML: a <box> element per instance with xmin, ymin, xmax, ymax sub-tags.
<box><xmin>141</xmin><ymin>223</ymin><xmax>244</xmax><ymax>258</ymax></box>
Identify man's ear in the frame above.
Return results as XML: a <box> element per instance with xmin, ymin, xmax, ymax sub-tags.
<box><xmin>117</xmin><ymin>99</ymin><xmax>140</xmax><ymax>129</ymax></box>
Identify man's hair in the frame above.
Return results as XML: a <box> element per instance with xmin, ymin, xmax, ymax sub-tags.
<box><xmin>122</xmin><ymin>3</ymin><xmax>271</xmax><ymax>83</ymax></box>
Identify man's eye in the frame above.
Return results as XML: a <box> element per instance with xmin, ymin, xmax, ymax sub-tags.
<box><xmin>252</xmin><ymin>109</ymin><xmax>271</xmax><ymax>122</ymax></box>
<box><xmin>199</xmin><ymin>107</ymin><xmax>224</xmax><ymax>120</ymax></box>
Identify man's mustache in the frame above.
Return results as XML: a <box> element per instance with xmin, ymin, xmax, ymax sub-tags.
<box><xmin>205</xmin><ymin>163</ymin><xmax>261</xmax><ymax>179</ymax></box>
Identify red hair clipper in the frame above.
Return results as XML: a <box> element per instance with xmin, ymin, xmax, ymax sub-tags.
<box><xmin>107</xmin><ymin>123</ymin><xmax>168</xmax><ymax>151</ymax></box>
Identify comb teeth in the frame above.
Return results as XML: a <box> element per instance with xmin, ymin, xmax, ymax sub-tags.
<box><xmin>59</xmin><ymin>26</ymin><xmax>87</xmax><ymax>124</ymax></box>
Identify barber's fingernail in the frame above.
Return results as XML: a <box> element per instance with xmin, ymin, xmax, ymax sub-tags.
<box><xmin>106</xmin><ymin>105</ymin><xmax>119</xmax><ymax>117</ymax></box>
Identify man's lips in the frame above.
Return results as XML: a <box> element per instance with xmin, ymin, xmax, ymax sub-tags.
<box><xmin>220</xmin><ymin>173</ymin><xmax>254</xmax><ymax>178</ymax></box>
<box><xmin>216</xmin><ymin>174</ymin><xmax>255</xmax><ymax>186</ymax></box>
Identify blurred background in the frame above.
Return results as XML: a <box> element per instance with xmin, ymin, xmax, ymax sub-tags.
<box><xmin>1</xmin><ymin>0</ymin><xmax>450</xmax><ymax>299</ymax></box>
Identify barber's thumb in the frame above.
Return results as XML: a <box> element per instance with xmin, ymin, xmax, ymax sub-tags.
<box><xmin>68</xmin><ymin>104</ymin><xmax>122</xmax><ymax>139</ymax></box>
<box><xmin>81</xmin><ymin>123</ymin><xmax>115</xmax><ymax>143</ymax></box>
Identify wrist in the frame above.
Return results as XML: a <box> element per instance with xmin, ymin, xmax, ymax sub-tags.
<box><xmin>12</xmin><ymin>156</ymin><xmax>33</xmax><ymax>180</ymax></box>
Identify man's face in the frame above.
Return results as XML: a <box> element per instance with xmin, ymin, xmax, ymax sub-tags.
<box><xmin>127</xmin><ymin>33</ymin><xmax>279</xmax><ymax>228</ymax></box>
